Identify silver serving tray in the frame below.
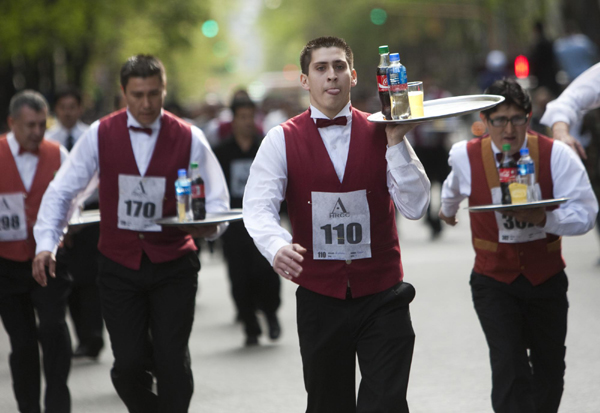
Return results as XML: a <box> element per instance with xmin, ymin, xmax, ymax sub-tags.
<box><xmin>468</xmin><ymin>198</ymin><xmax>569</xmax><ymax>213</ymax></box>
<box><xmin>367</xmin><ymin>94</ymin><xmax>505</xmax><ymax>124</ymax></box>
<box><xmin>68</xmin><ymin>209</ymin><xmax>101</xmax><ymax>227</ymax></box>
<box><xmin>155</xmin><ymin>209</ymin><xmax>243</xmax><ymax>226</ymax></box>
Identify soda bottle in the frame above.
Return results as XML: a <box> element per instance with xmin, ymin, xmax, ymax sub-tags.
<box><xmin>377</xmin><ymin>45</ymin><xmax>392</xmax><ymax>120</ymax></box>
<box><xmin>387</xmin><ymin>53</ymin><xmax>411</xmax><ymax>120</ymax></box>
<box><xmin>517</xmin><ymin>148</ymin><xmax>538</xmax><ymax>202</ymax></box>
<box><xmin>175</xmin><ymin>169</ymin><xmax>193</xmax><ymax>222</ymax></box>
<box><xmin>499</xmin><ymin>144</ymin><xmax>517</xmax><ymax>204</ymax></box>
<box><xmin>190</xmin><ymin>162</ymin><xmax>206</xmax><ymax>220</ymax></box>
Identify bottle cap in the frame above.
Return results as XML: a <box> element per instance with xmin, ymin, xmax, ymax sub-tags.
<box><xmin>178</xmin><ymin>169</ymin><xmax>187</xmax><ymax>177</ymax></box>
<box><xmin>379</xmin><ymin>45</ymin><xmax>389</xmax><ymax>55</ymax></box>
<box><xmin>190</xmin><ymin>162</ymin><xmax>199</xmax><ymax>169</ymax></box>
<box><xmin>502</xmin><ymin>144</ymin><xmax>511</xmax><ymax>152</ymax></box>
<box><xmin>519</xmin><ymin>148</ymin><xmax>529</xmax><ymax>156</ymax></box>
<box><xmin>389</xmin><ymin>53</ymin><xmax>400</xmax><ymax>62</ymax></box>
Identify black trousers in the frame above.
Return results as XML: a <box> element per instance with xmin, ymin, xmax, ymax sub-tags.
<box><xmin>0</xmin><ymin>256</ymin><xmax>72</xmax><ymax>413</ymax></box>
<box><xmin>296</xmin><ymin>282</ymin><xmax>416</xmax><ymax>413</ymax></box>
<box><xmin>222</xmin><ymin>223</ymin><xmax>280</xmax><ymax>336</ymax></box>
<box><xmin>64</xmin><ymin>224</ymin><xmax>104</xmax><ymax>351</ymax></box>
<box><xmin>470</xmin><ymin>271</ymin><xmax>568</xmax><ymax>413</ymax></box>
<box><xmin>97</xmin><ymin>251</ymin><xmax>200</xmax><ymax>413</ymax></box>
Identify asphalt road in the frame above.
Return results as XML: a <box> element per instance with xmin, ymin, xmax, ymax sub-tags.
<box><xmin>1</xmin><ymin>207</ymin><xmax>599</xmax><ymax>412</ymax></box>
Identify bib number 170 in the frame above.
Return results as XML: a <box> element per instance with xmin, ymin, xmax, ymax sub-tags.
<box><xmin>320</xmin><ymin>223</ymin><xmax>362</xmax><ymax>245</ymax></box>
<box><xmin>124</xmin><ymin>200</ymin><xmax>156</xmax><ymax>218</ymax></box>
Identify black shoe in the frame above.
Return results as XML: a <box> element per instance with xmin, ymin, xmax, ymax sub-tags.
<box><xmin>245</xmin><ymin>335</ymin><xmax>259</xmax><ymax>346</ymax></box>
<box><xmin>73</xmin><ymin>344</ymin><xmax>102</xmax><ymax>360</ymax></box>
<box><xmin>266</xmin><ymin>313</ymin><xmax>281</xmax><ymax>340</ymax></box>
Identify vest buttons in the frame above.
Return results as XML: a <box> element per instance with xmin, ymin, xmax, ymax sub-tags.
<box><xmin>345</xmin><ymin>259</ymin><xmax>352</xmax><ymax>265</ymax></box>
<box><xmin>138</xmin><ymin>233</ymin><xmax>145</xmax><ymax>240</ymax></box>
<box><xmin>519</xmin><ymin>251</ymin><xmax>524</xmax><ymax>256</ymax></box>
<box><xmin>520</xmin><ymin>265</ymin><xmax>525</xmax><ymax>270</ymax></box>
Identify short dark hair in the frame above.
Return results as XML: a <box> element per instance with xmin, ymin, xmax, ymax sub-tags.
<box><xmin>9</xmin><ymin>90</ymin><xmax>48</xmax><ymax>118</ymax></box>
<box><xmin>54</xmin><ymin>86</ymin><xmax>82</xmax><ymax>106</ymax></box>
<box><xmin>482</xmin><ymin>78</ymin><xmax>532</xmax><ymax>118</ymax></box>
<box><xmin>120</xmin><ymin>55</ymin><xmax>166</xmax><ymax>91</ymax></box>
<box><xmin>300</xmin><ymin>36</ymin><xmax>354</xmax><ymax>75</ymax></box>
<box><xmin>231</xmin><ymin>98</ymin><xmax>256</xmax><ymax>117</ymax></box>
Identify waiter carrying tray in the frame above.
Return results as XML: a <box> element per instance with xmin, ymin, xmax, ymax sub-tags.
<box><xmin>439</xmin><ymin>78</ymin><xmax>598</xmax><ymax>413</ymax></box>
<box><xmin>33</xmin><ymin>55</ymin><xmax>230</xmax><ymax>412</ymax></box>
<box><xmin>243</xmin><ymin>36</ymin><xmax>430</xmax><ymax>413</ymax></box>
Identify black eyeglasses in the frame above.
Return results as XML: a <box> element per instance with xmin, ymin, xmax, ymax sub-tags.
<box><xmin>489</xmin><ymin>114</ymin><xmax>529</xmax><ymax>127</ymax></box>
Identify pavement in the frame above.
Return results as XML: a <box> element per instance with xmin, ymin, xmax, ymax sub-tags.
<box><xmin>1</xmin><ymin>205</ymin><xmax>599</xmax><ymax>412</ymax></box>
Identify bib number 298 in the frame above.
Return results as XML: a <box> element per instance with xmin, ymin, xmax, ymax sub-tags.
<box><xmin>0</xmin><ymin>215</ymin><xmax>20</xmax><ymax>231</ymax></box>
<box><xmin>320</xmin><ymin>223</ymin><xmax>362</xmax><ymax>245</ymax></box>
<box><xmin>124</xmin><ymin>200</ymin><xmax>156</xmax><ymax>218</ymax></box>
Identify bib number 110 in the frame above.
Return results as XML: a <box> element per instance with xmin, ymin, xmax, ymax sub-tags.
<box><xmin>320</xmin><ymin>223</ymin><xmax>362</xmax><ymax>245</ymax></box>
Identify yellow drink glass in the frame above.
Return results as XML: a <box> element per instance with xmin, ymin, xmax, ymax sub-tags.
<box><xmin>408</xmin><ymin>81</ymin><xmax>424</xmax><ymax>118</ymax></box>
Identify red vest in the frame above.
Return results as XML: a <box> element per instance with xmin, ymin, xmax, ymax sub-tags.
<box><xmin>467</xmin><ymin>132</ymin><xmax>565</xmax><ymax>285</ymax></box>
<box><xmin>0</xmin><ymin>136</ymin><xmax>61</xmax><ymax>261</ymax></box>
<box><xmin>282</xmin><ymin>109</ymin><xmax>403</xmax><ymax>299</ymax></box>
<box><xmin>97</xmin><ymin>110</ymin><xmax>196</xmax><ymax>270</ymax></box>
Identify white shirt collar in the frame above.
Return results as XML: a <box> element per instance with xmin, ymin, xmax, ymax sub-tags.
<box><xmin>310</xmin><ymin>102</ymin><xmax>352</xmax><ymax>120</ymax></box>
<box><xmin>126</xmin><ymin>109</ymin><xmax>163</xmax><ymax>131</ymax></box>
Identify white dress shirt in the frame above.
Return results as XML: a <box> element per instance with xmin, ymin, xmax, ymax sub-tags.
<box><xmin>5</xmin><ymin>133</ymin><xmax>68</xmax><ymax>192</ymax></box>
<box><xmin>46</xmin><ymin>120</ymin><xmax>89</xmax><ymax>150</ymax></box>
<box><xmin>440</xmin><ymin>137</ymin><xmax>598</xmax><ymax>236</ymax></box>
<box><xmin>243</xmin><ymin>102</ymin><xmax>431</xmax><ymax>265</ymax></box>
<box><xmin>540</xmin><ymin>62</ymin><xmax>600</xmax><ymax>146</ymax></box>
<box><xmin>34</xmin><ymin>110</ymin><xmax>230</xmax><ymax>255</ymax></box>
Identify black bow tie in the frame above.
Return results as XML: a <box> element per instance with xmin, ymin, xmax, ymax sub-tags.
<box><xmin>316</xmin><ymin>117</ymin><xmax>347</xmax><ymax>128</ymax></box>
<box><xmin>129</xmin><ymin>125</ymin><xmax>153</xmax><ymax>135</ymax></box>
<box><xmin>495</xmin><ymin>152</ymin><xmax>521</xmax><ymax>163</ymax></box>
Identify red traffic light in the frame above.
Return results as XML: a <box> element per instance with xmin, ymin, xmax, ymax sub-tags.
<box><xmin>514</xmin><ymin>55</ymin><xmax>529</xmax><ymax>79</ymax></box>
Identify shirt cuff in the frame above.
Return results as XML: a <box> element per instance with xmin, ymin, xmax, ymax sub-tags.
<box><xmin>440</xmin><ymin>202</ymin><xmax>460</xmax><ymax>219</ymax></box>
<box><xmin>385</xmin><ymin>140</ymin><xmax>412</xmax><ymax>169</ymax></box>
<box><xmin>35</xmin><ymin>236</ymin><xmax>59</xmax><ymax>256</ymax></box>
<box><xmin>266</xmin><ymin>238</ymin><xmax>293</xmax><ymax>266</ymax></box>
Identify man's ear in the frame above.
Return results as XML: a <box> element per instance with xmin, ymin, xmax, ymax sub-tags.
<box><xmin>351</xmin><ymin>69</ymin><xmax>358</xmax><ymax>87</ymax></box>
<box><xmin>300</xmin><ymin>72</ymin><xmax>310</xmax><ymax>91</ymax></box>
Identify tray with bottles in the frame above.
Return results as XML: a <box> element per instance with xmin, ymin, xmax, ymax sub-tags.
<box><xmin>467</xmin><ymin>198</ymin><xmax>569</xmax><ymax>213</ymax></box>
<box><xmin>68</xmin><ymin>209</ymin><xmax>101</xmax><ymax>227</ymax></box>
<box><xmin>367</xmin><ymin>95</ymin><xmax>505</xmax><ymax>125</ymax></box>
<box><xmin>155</xmin><ymin>208</ymin><xmax>244</xmax><ymax>226</ymax></box>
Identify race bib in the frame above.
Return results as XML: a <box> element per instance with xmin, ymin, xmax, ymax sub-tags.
<box><xmin>0</xmin><ymin>193</ymin><xmax>27</xmax><ymax>241</ymax></box>
<box><xmin>311</xmin><ymin>190</ymin><xmax>371</xmax><ymax>260</ymax></box>
<box><xmin>230</xmin><ymin>159</ymin><xmax>253</xmax><ymax>198</ymax></box>
<box><xmin>117</xmin><ymin>175</ymin><xmax>165</xmax><ymax>232</ymax></box>
<box><xmin>491</xmin><ymin>186</ymin><xmax>545</xmax><ymax>243</ymax></box>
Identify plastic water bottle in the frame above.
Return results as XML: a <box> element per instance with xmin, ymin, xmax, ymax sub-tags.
<box><xmin>517</xmin><ymin>148</ymin><xmax>538</xmax><ymax>202</ymax></box>
<box><xmin>386</xmin><ymin>53</ymin><xmax>411</xmax><ymax>120</ymax></box>
<box><xmin>175</xmin><ymin>169</ymin><xmax>193</xmax><ymax>222</ymax></box>
<box><xmin>190</xmin><ymin>162</ymin><xmax>206</xmax><ymax>220</ymax></box>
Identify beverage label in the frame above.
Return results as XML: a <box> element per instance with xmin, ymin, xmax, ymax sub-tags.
<box><xmin>499</xmin><ymin>167</ymin><xmax>517</xmax><ymax>183</ymax></box>
<box><xmin>191</xmin><ymin>184</ymin><xmax>205</xmax><ymax>199</ymax></box>
<box><xmin>388</xmin><ymin>66</ymin><xmax>408</xmax><ymax>92</ymax></box>
<box><xmin>518</xmin><ymin>163</ymin><xmax>534</xmax><ymax>176</ymax></box>
<box><xmin>377</xmin><ymin>74</ymin><xmax>389</xmax><ymax>92</ymax></box>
